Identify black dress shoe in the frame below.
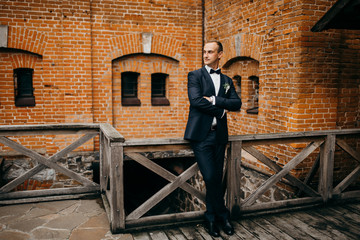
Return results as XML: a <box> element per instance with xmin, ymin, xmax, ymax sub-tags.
<box><xmin>222</xmin><ymin>219</ymin><xmax>234</xmax><ymax>235</ymax></box>
<box><xmin>205</xmin><ymin>221</ymin><xmax>220</xmax><ymax>237</ymax></box>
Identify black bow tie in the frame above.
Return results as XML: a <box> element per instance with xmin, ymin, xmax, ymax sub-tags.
<box><xmin>210</xmin><ymin>69</ymin><xmax>221</xmax><ymax>74</ymax></box>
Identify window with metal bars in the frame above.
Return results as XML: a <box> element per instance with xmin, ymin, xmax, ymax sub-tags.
<box><xmin>151</xmin><ymin>73</ymin><xmax>170</xmax><ymax>106</ymax></box>
<box><xmin>13</xmin><ymin>68</ymin><xmax>35</xmax><ymax>107</ymax></box>
<box><xmin>121</xmin><ymin>71</ymin><xmax>141</xmax><ymax>106</ymax></box>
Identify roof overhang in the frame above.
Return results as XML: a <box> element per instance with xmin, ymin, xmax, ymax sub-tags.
<box><xmin>311</xmin><ymin>0</ymin><xmax>360</xmax><ymax>32</ymax></box>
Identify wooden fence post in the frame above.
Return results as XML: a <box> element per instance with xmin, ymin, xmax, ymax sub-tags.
<box><xmin>109</xmin><ymin>141</ymin><xmax>125</xmax><ymax>232</ymax></box>
<box><xmin>319</xmin><ymin>134</ymin><xmax>336</xmax><ymax>202</ymax></box>
<box><xmin>227</xmin><ymin>140</ymin><xmax>242</xmax><ymax>218</ymax></box>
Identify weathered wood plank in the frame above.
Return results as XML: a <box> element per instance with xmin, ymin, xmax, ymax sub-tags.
<box><xmin>227</xmin><ymin>141</ymin><xmax>242</xmax><ymax>217</ymax></box>
<box><xmin>100</xmin><ymin>123</ymin><xmax>125</xmax><ymax>143</ymax></box>
<box><xmin>0</xmin><ymin>123</ymin><xmax>99</xmax><ymax>136</ymax></box>
<box><xmin>296</xmin><ymin>154</ymin><xmax>320</xmax><ymax>196</ymax></box>
<box><xmin>242</xmin><ymin>141</ymin><xmax>323</xmax><ymax>207</ymax></box>
<box><xmin>229</xmin><ymin>128</ymin><xmax>360</xmax><ymax>142</ymax></box>
<box><xmin>147</xmin><ymin>230</ymin><xmax>169</xmax><ymax>240</ymax></box>
<box><xmin>231</xmin><ymin>221</ymin><xmax>259</xmax><ymax>239</ymax></box>
<box><xmin>311</xmin><ymin>208</ymin><xmax>360</xmax><ymax>239</ymax></box>
<box><xmin>243</xmin><ymin>146</ymin><xmax>319</xmax><ymax>197</ymax></box>
<box><xmin>125</xmin><ymin>211</ymin><xmax>204</xmax><ymax>229</ymax></box>
<box><xmin>126</xmin><ymin>163</ymin><xmax>199</xmax><ymax>221</ymax></box>
<box><xmin>239</xmin><ymin>219</ymin><xmax>278</xmax><ymax>240</ymax></box>
<box><xmin>124</xmin><ymin>145</ymin><xmax>192</xmax><ymax>154</ymax></box>
<box><xmin>252</xmin><ymin>217</ymin><xmax>294</xmax><ymax>240</ymax></box>
<box><xmin>240</xmin><ymin>197</ymin><xmax>323</xmax><ymax>213</ymax></box>
<box><xmin>0</xmin><ymin>193</ymin><xmax>98</xmax><ymax>205</ymax></box>
<box><xmin>166</xmin><ymin>228</ymin><xmax>187</xmax><ymax>240</ymax></box>
<box><xmin>241</xmin><ymin>137</ymin><xmax>324</xmax><ymax>147</ymax></box>
<box><xmin>343</xmin><ymin>202</ymin><xmax>360</xmax><ymax>214</ymax></box>
<box><xmin>333</xmin><ymin>165</ymin><xmax>360</xmax><ymax>195</ymax></box>
<box><xmin>126</xmin><ymin>152</ymin><xmax>205</xmax><ymax>201</ymax></box>
<box><xmin>178</xmin><ymin>225</ymin><xmax>204</xmax><ymax>240</ymax></box>
<box><xmin>331</xmin><ymin>205</ymin><xmax>360</xmax><ymax>223</ymax></box>
<box><xmin>109</xmin><ymin>142</ymin><xmax>125</xmax><ymax>232</ymax></box>
<box><xmin>336</xmin><ymin>139</ymin><xmax>360</xmax><ymax>163</ymax></box>
<box><xmin>0</xmin><ymin>136</ymin><xmax>96</xmax><ymax>187</ymax></box>
<box><xmin>282</xmin><ymin>212</ymin><xmax>333</xmax><ymax>240</ymax></box>
<box><xmin>132</xmin><ymin>232</ymin><xmax>151</xmax><ymax>240</ymax></box>
<box><xmin>318</xmin><ymin>135</ymin><xmax>335</xmax><ymax>202</ymax></box>
<box><xmin>0</xmin><ymin>133</ymin><xmax>98</xmax><ymax>193</ymax></box>
<box><xmin>293</xmin><ymin>211</ymin><xmax>352</xmax><ymax>240</ymax></box>
<box><xmin>0</xmin><ymin>186</ymin><xmax>99</xmax><ymax>200</ymax></box>
<box><xmin>260</xmin><ymin>214</ymin><xmax>315</xmax><ymax>240</ymax></box>
<box><xmin>196</xmin><ymin>226</ymin><xmax>214</xmax><ymax>240</ymax></box>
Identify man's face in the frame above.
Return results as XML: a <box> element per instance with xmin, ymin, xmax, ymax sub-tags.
<box><xmin>203</xmin><ymin>42</ymin><xmax>222</xmax><ymax>69</ymax></box>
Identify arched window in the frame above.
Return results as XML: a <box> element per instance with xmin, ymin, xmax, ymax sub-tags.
<box><xmin>14</xmin><ymin>68</ymin><xmax>35</xmax><ymax>107</ymax></box>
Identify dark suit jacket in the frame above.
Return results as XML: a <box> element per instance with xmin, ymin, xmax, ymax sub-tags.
<box><xmin>184</xmin><ymin>67</ymin><xmax>242</xmax><ymax>144</ymax></box>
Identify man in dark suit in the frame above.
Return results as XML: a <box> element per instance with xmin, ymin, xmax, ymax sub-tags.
<box><xmin>184</xmin><ymin>41</ymin><xmax>242</xmax><ymax>237</ymax></box>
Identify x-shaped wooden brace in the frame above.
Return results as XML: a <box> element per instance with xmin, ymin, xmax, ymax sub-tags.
<box><xmin>125</xmin><ymin>152</ymin><xmax>205</xmax><ymax>220</ymax></box>
<box><xmin>242</xmin><ymin>140</ymin><xmax>323</xmax><ymax>207</ymax></box>
<box><xmin>333</xmin><ymin>139</ymin><xmax>360</xmax><ymax>195</ymax></box>
<box><xmin>0</xmin><ymin>133</ymin><xmax>98</xmax><ymax>193</ymax></box>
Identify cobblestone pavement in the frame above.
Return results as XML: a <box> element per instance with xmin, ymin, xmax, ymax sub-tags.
<box><xmin>0</xmin><ymin>198</ymin><xmax>133</xmax><ymax>240</ymax></box>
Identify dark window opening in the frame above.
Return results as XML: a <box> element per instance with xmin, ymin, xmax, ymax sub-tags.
<box><xmin>122</xmin><ymin>71</ymin><xmax>141</xmax><ymax>106</ymax></box>
<box><xmin>246</xmin><ymin>75</ymin><xmax>259</xmax><ymax>114</ymax></box>
<box><xmin>13</xmin><ymin>68</ymin><xmax>35</xmax><ymax>107</ymax></box>
<box><xmin>151</xmin><ymin>73</ymin><xmax>170</xmax><ymax>106</ymax></box>
<box><xmin>233</xmin><ymin>75</ymin><xmax>242</xmax><ymax>98</ymax></box>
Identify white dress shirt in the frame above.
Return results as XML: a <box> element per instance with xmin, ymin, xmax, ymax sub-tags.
<box><xmin>205</xmin><ymin>65</ymin><xmax>222</xmax><ymax>126</ymax></box>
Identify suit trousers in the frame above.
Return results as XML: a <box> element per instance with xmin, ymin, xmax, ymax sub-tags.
<box><xmin>190</xmin><ymin>130</ymin><xmax>229</xmax><ymax>222</ymax></box>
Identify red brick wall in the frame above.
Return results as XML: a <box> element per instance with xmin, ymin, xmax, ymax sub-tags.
<box><xmin>204</xmin><ymin>0</ymin><xmax>360</xmax><ymax>183</ymax></box>
<box><xmin>0</xmin><ymin>0</ymin><xmax>203</xmax><ymax>144</ymax></box>
<box><xmin>204</xmin><ymin>0</ymin><xmax>360</xmax><ymax>135</ymax></box>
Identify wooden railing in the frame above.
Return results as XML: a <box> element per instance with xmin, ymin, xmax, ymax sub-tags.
<box><xmin>0</xmin><ymin>123</ymin><xmax>124</xmax><ymax>205</ymax></box>
<box><xmin>100</xmin><ymin>128</ymin><xmax>360</xmax><ymax>233</ymax></box>
<box><xmin>1</xmin><ymin>125</ymin><xmax>359</xmax><ymax>233</ymax></box>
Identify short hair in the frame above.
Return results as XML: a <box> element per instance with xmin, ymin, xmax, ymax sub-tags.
<box><xmin>205</xmin><ymin>40</ymin><xmax>223</xmax><ymax>53</ymax></box>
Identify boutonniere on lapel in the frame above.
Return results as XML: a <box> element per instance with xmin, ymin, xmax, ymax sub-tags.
<box><xmin>223</xmin><ymin>83</ymin><xmax>230</xmax><ymax>94</ymax></box>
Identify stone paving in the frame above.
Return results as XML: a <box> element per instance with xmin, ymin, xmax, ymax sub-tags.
<box><xmin>0</xmin><ymin>198</ymin><xmax>133</xmax><ymax>240</ymax></box>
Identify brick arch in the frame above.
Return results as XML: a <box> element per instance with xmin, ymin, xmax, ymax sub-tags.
<box><xmin>10</xmin><ymin>54</ymin><xmax>40</xmax><ymax>69</ymax></box>
<box><xmin>110</xmin><ymin>33</ymin><xmax>182</xmax><ymax>61</ymax></box>
<box><xmin>114</xmin><ymin>55</ymin><xmax>178</xmax><ymax>75</ymax></box>
<box><xmin>7</xmin><ymin>27</ymin><xmax>48</xmax><ymax>56</ymax></box>
<box><xmin>222</xmin><ymin>33</ymin><xmax>263</xmax><ymax>67</ymax></box>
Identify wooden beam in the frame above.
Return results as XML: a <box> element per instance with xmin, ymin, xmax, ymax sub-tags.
<box><xmin>333</xmin><ymin>165</ymin><xmax>360</xmax><ymax>195</ymax></box>
<box><xmin>0</xmin><ymin>186</ymin><xmax>99</xmax><ymax>200</ymax></box>
<box><xmin>311</xmin><ymin>0</ymin><xmax>353</xmax><ymax>32</ymax></box>
<box><xmin>125</xmin><ymin>211</ymin><xmax>205</xmax><ymax>229</ymax></box>
<box><xmin>227</xmin><ymin>140</ymin><xmax>242</xmax><ymax>217</ymax></box>
<box><xmin>0</xmin><ymin>123</ymin><xmax>99</xmax><ymax>136</ymax></box>
<box><xmin>0</xmin><ymin>136</ymin><xmax>97</xmax><ymax>187</ymax></box>
<box><xmin>126</xmin><ymin>152</ymin><xmax>205</xmax><ymax>201</ymax></box>
<box><xmin>241</xmin><ymin>197</ymin><xmax>324</xmax><ymax>213</ymax></box>
<box><xmin>319</xmin><ymin>135</ymin><xmax>336</xmax><ymax>202</ymax></box>
<box><xmin>109</xmin><ymin>142</ymin><xmax>125</xmax><ymax>231</ymax></box>
<box><xmin>0</xmin><ymin>133</ymin><xmax>98</xmax><ymax>193</ymax></box>
<box><xmin>0</xmin><ymin>193</ymin><xmax>99</xmax><ymax>205</ymax></box>
<box><xmin>336</xmin><ymin>139</ymin><xmax>360</xmax><ymax>163</ymax></box>
<box><xmin>126</xmin><ymin>162</ymin><xmax>199</xmax><ymax>221</ymax></box>
<box><xmin>296</xmin><ymin>154</ymin><xmax>320</xmax><ymax>196</ymax></box>
<box><xmin>243</xmin><ymin>146</ymin><xmax>320</xmax><ymax>197</ymax></box>
<box><xmin>242</xmin><ymin>140</ymin><xmax>323</xmax><ymax>207</ymax></box>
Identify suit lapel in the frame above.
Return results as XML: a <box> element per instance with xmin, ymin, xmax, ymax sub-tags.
<box><xmin>218</xmin><ymin>73</ymin><xmax>226</xmax><ymax>97</ymax></box>
<box><xmin>201</xmin><ymin>67</ymin><xmax>216</xmax><ymax>95</ymax></box>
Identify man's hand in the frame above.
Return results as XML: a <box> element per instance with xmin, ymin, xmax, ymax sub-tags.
<box><xmin>203</xmin><ymin>96</ymin><xmax>212</xmax><ymax>102</ymax></box>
